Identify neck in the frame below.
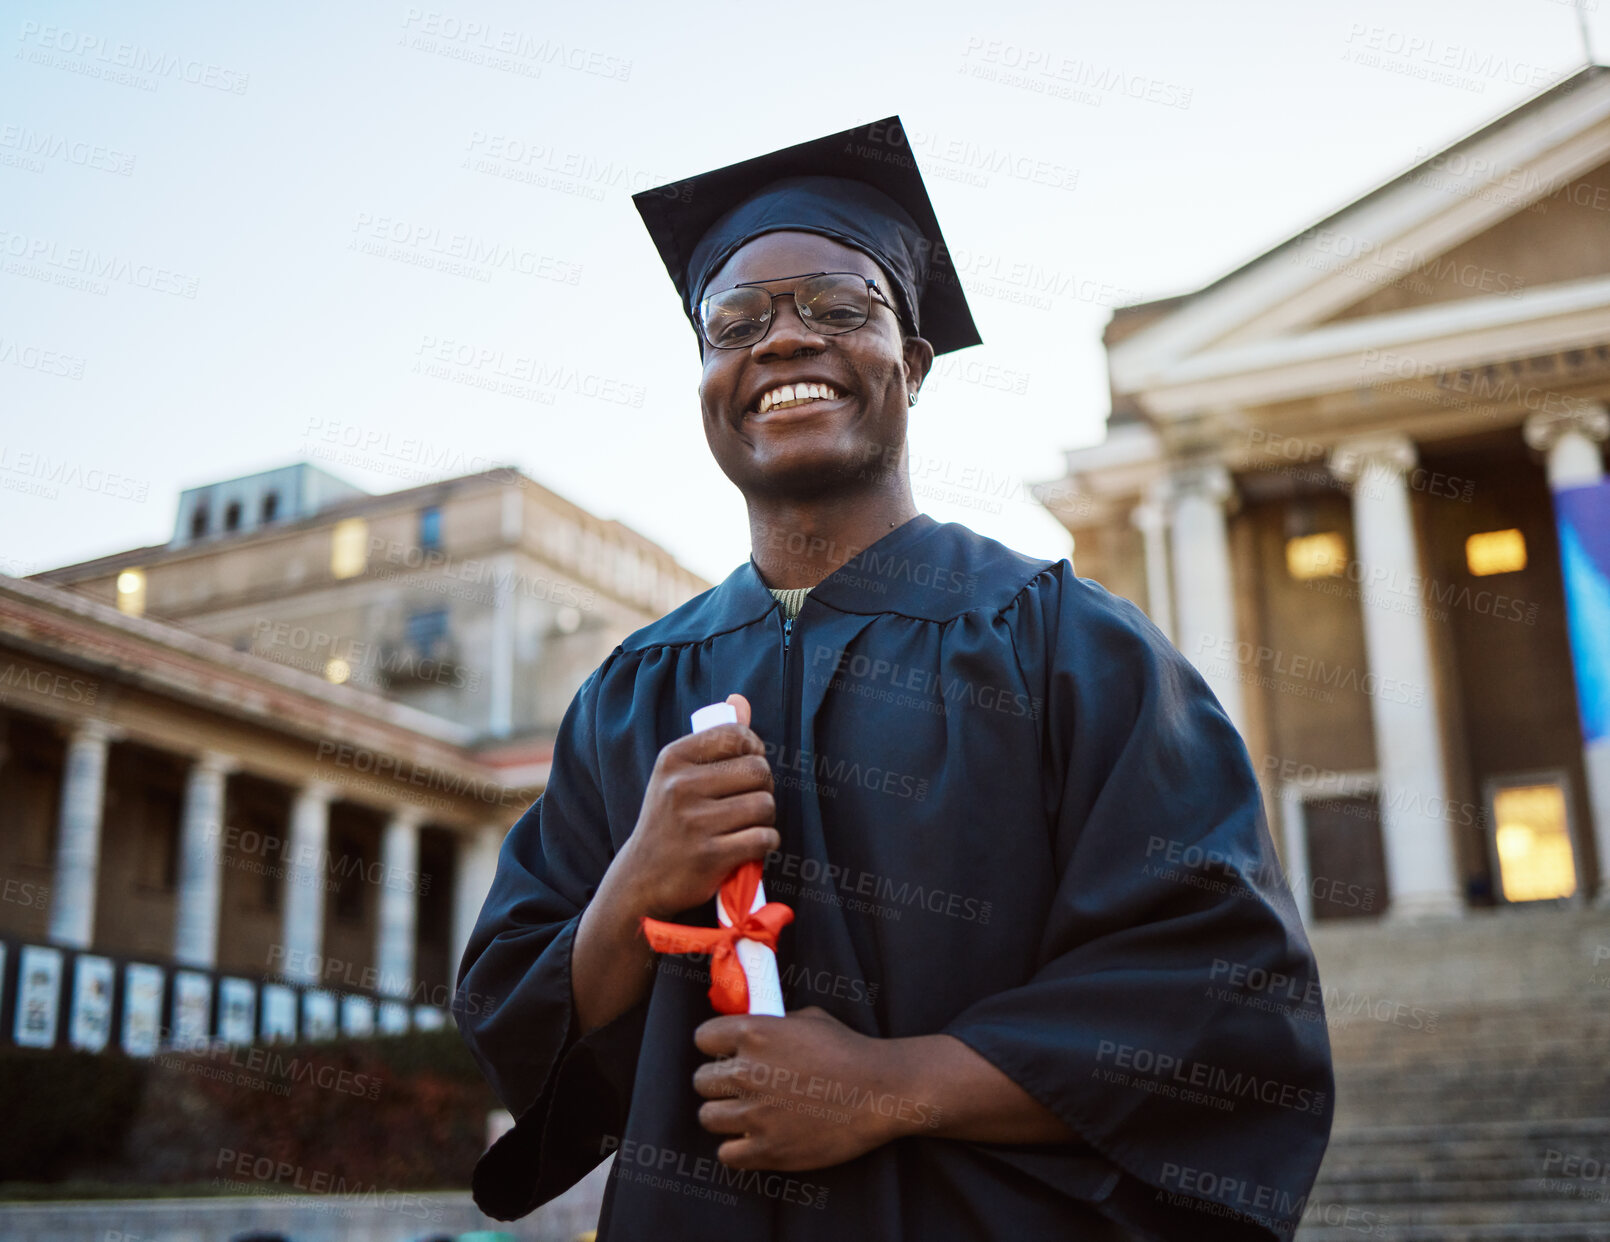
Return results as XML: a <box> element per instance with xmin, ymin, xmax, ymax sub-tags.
<box><xmin>746</xmin><ymin>486</ymin><xmax>919</xmax><ymax>590</ymax></box>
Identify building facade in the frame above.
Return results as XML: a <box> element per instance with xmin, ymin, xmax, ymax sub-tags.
<box><xmin>33</xmin><ymin>462</ymin><xmax>710</xmax><ymax>743</ymax></box>
<box><xmin>4</xmin><ymin>464</ymin><xmax>709</xmax><ymax>1054</ymax></box>
<box><xmin>1039</xmin><ymin>67</ymin><xmax>1610</xmax><ymax>923</ymax></box>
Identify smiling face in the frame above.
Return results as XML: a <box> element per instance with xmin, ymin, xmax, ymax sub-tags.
<box><xmin>697</xmin><ymin>230</ymin><xmax>934</xmax><ymax>502</ymax></box>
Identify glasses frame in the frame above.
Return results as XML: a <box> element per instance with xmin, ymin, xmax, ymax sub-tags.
<box><xmin>697</xmin><ymin>271</ymin><xmax>898</xmax><ymax>351</ymax></box>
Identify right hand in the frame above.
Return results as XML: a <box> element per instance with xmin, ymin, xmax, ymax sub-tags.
<box><xmin>615</xmin><ymin>693</ymin><xmax>779</xmax><ymax>920</ymax></box>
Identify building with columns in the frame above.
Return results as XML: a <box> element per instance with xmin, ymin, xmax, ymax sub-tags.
<box><xmin>1039</xmin><ymin>66</ymin><xmax>1610</xmax><ymax>923</ymax></box>
<box><xmin>1</xmin><ymin>465</ymin><xmax>709</xmax><ymax>1054</ymax></box>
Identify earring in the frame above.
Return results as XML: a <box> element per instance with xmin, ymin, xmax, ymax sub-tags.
<box><xmin>908</xmin><ymin>391</ymin><xmax>919</xmax><ymax>406</ymax></box>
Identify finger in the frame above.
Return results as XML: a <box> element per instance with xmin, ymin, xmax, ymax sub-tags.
<box><xmin>787</xmin><ymin>1005</ymin><xmax>832</xmax><ymax>1021</ymax></box>
<box><xmin>689</xmin><ymin>753</ymin><xmax>775</xmax><ymax>799</ymax></box>
<box><xmin>691</xmin><ymin>790</ymin><xmax>776</xmax><ymax>836</ymax></box>
<box><xmin>707</xmin><ymin>826</ymin><xmax>784</xmax><ymax>872</ymax></box>
<box><xmin>716</xmin><ymin>1136</ymin><xmax>767</xmax><ymax>1169</ymax></box>
<box><xmin>698</xmin><ymin>1099</ymin><xmax>752</xmax><ymax>1136</ymax></box>
<box><xmin>692</xmin><ymin>1058</ymin><xmax>745</xmax><ymax>1099</ymax></box>
<box><xmin>694</xmin><ymin>1014</ymin><xmax>751</xmax><ymax>1058</ymax></box>
<box><xmin>726</xmin><ymin>693</ymin><xmax>751</xmax><ymax>727</ymax></box>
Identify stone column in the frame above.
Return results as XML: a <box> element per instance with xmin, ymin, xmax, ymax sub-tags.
<box><xmin>451</xmin><ymin>824</ymin><xmax>505</xmax><ymax>981</ymax></box>
<box><xmin>1331</xmin><ymin>433</ymin><xmax>1462</xmax><ymax>919</ymax></box>
<box><xmin>1525</xmin><ymin>403</ymin><xmax>1610</xmax><ymax>904</ymax></box>
<box><xmin>375</xmin><ymin>808</ymin><xmax>423</xmax><ymax>998</ymax></box>
<box><xmin>173</xmin><ymin>751</ymin><xmax>237</xmax><ymax>968</ymax></box>
<box><xmin>1131</xmin><ymin>496</ymin><xmax>1175</xmax><ymax>643</ymax></box>
<box><xmin>281</xmin><ymin>782</ymin><xmax>334</xmax><ymax>983</ymax></box>
<box><xmin>1166</xmin><ymin>461</ymin><xmax>1246</xmax><ymax>734</ymax></box>
<box><xmin>48</xmin><ymin>720</ymin><xmax>117</xmax><ymax>949</ymax></box>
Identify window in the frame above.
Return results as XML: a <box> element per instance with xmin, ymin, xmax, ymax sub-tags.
<box><xmin>406</xmin><ymin>608</ymin><xmax>450</xmax><ymax>653</ymax></box>
<box><xmin>1491</xmin><ymin>780</ymin><xmax>1576</xmax><ymax>903</ymax></box>
<box><xmin>1466</xmin><ymin>529</ymin><xmax>1526</xmax><ymax>576</ymax></box>
<box><xmin>262</xmin><ymin>492</ymin><xmax>280</xmax><ymax>523</ymax></box>
<box><xmin>224</xmin><ymin>501</ymin><xmax>242</xmax><ymax>532</ymax></box>
<box><xmin>116</xmin><ymin>569</ymin><xmax>146</xmax><ymax>617</ymax></box>
<box><xmin>190</xmin><ymin>506</ymin><xmax>209</xmax><ymax>539</ymax></box>
<box><xmin>330</xmin><ymin>518</ymin><xmax>368</xmax><ymax>579</ymax></box>
<box><xmin>1285</xmin><ymin>532</ymin><xmax>1347</xmax><ymax>580</ymax></box>
<box><xmin>420</xmin><ymin>505</ymin><xmax>442</xmax><ymax>551</ymax></box>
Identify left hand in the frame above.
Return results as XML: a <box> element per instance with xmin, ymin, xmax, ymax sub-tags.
<box><xmin>693</xmin><ymin>1007</ymin><xmax>928</xmax><ymax>1171</ymax></box>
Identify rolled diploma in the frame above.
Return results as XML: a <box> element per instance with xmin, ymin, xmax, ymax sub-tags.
<box><xmin>691</xmin><ymin>701</ymin><xmax>786</xmax><ymax>1017</ymax></box>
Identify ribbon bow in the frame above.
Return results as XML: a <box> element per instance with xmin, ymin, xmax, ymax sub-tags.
<box><xmin>640</xmin><ymin>860</ymin><xmax>794</xmax><ymax>1014</ymax></box>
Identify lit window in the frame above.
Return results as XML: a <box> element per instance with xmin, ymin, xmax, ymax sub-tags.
<box><xmin>1493</xmin><ymin>782</ymin><xmax>1575</xmax><ymax>902</ymax></box>
<box><xmin>330</xmin><ymin>518</ymin><xmax>368</xmax><ymax>579</ymax></box>
<box><xmin>1466</xmin><ymin>529</ymin><xmax>1526</xmax><ymax>576</ymax></box>
<box><xmin>420</xmin><ymin>505</ymin><xmax>442</xmax><ymax>551</ymax></box>
<box><xmin>1286</xmin><ymin>532</ymin><xmax>1347</xmax><ymax>580</ymax></box>
<box><xmin>325</xmin><ymin>658</ymin><xmax>351</xmax><ymax>684</ymax></box>
<box><xmin>116</xmin><ymin>569</ymin><xmax>146</xmax><ymax>617</ymax></box>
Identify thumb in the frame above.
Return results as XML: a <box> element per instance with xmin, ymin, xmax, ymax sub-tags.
<box><xmin>725</xmin><ymin>693</ymin><xmax>752</xmax><ymax>728</ymax></box>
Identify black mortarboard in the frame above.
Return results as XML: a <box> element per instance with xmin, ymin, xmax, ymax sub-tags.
<box><xmin>633</xmin><ymin>117</ymin><xmax>982</xmax><ymax>356</ymax></box>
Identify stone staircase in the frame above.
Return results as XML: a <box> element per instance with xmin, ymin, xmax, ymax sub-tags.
<box><xmin>1295</xmin><ymin>906</ymin><xmax>1610</xmax><ymax>1241</ymax></box>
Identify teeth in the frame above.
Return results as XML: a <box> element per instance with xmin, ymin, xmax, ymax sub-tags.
<box><xmin>758</xmin><ymin>383</ymin><xmax>839</xmax><ymax>414</ymax></box>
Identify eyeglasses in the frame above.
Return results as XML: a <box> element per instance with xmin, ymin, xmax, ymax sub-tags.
<box><xmin>697</xmin><ymin>271</ymin><xmax>897</xmax><ymax>350</ymax></box>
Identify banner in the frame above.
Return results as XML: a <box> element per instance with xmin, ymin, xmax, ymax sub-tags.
<box><xmin>69</xmin><ymin>955</ymin><xmax>115</xmax><ymax>1052</ymax></box>
<box><xmin>1556</xmin><ymin>481</ymin><xmax>1610</xmax><ymax>744</ymax></box>
<box><xmin>15</xmin><ymin>946</ymin><xmax>63</xmax><ymax>1049</ymax></box>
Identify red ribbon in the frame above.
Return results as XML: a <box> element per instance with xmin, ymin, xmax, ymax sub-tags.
<box><xmin>640</xmin><ymin>861</ymin><xmax>794</xmax><ymax>1014</ymax></box>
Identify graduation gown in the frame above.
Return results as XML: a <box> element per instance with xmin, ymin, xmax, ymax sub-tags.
<box><xmin>456</xmin><ymin>514</ymin><xmax>1334</xmax><ymax>1241</ymax></box>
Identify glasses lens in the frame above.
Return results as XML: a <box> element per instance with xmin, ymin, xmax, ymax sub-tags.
<box><xmin>797</xmin><ymin>274</ymin><xmax>870</xmax><ymax>334</ymax></box>
<box><xmin>700</xmin><ymin>286</ymin><xmax>772</xmax><ymax>349</ymax></box>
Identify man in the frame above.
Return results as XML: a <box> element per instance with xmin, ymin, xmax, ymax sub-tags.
<box><xmin>456</xmin><ymin>118</ymin><xmax>1333</xmax><ymax>1241</ymax></box>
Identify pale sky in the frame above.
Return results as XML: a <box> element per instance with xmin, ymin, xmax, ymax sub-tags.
<box><xmin>1</xmin><ymin>0</ymin><xmax>1600</xmax><ymax>585</ymax></box>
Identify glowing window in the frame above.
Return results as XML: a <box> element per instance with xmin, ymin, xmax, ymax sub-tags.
<box><xmin>330</xmin><ymin>518</ymin><xmax>368</xmax><ymax>579</ymax></box>
<box><xmin>1493</xmin><ymin>782</ymin><xmax>1576</xmax><ymax>903</ymax></box>
<box><xmin>116</xmin><ymin>569</ymin><xmax>146</xmax><ymax>617</ymax></box>
<box><xmin>1466</xmin><ymin>529</ymin><xmax>1526</xmax><ymax>577</ymax></box>
<box><xmin>1285</xmin><ymin>532</ymin><xmax>1347</xmax><ymax>580</ymax></box>
<box><xmin>325</xmin><ymin>658</ymin><xmax>351</xmax><ymax>685</ymax></box>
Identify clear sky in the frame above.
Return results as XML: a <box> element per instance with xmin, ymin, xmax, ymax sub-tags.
<box><xmin>1</xmin><ymin>0</ymin><xmax>1600</xmax><ymax>584</ymax></box>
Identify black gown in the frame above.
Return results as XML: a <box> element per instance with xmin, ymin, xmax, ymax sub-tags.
<box><xmin>455</xmin><ymin>514</ymin><xmax>1334</xmax><ymax>1241</ymax></box>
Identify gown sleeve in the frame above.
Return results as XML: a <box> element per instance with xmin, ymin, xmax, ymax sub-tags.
<box><xmin>452</xmin><ymin>654</ymin><xmax>647</xmax><ymax>1222</ymax></box>
<box><xmin>941</xmin><ymin>562</ymin><xmax>1334</xmax><ymax>1242</ymax></box>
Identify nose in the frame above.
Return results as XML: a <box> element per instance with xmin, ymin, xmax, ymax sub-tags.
<box><xmin>751</xmin><ymin>291</ymin><xmax>825</xmax><ymax>360</ymax></box>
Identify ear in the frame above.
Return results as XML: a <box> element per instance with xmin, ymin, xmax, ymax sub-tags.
<box><xmin>901</xmin><ymin>335</ymin><xmax>936</xmax><ymax>401</ymax></box>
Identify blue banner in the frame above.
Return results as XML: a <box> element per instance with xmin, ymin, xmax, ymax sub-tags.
<box><xmin>1556</xmin><ymin>480</ymin><xmax>1610</xmax><ymax>744</ymax></box>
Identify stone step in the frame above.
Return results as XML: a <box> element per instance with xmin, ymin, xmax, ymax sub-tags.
<box><xmin>1298</xmin><ymin>1222</ymin><xmax>1610</xmax><ymax>1241</ymax></box>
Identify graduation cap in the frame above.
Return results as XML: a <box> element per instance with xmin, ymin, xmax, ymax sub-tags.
<box><xmin>633</xmin><ymin>117</ymin><xmax>982</xmax><ymax>357</ymax></box>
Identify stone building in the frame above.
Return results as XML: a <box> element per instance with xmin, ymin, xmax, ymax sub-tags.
<box><xmin>1038</xmin><ymin>66</ymin><xmax>1610</xmax><ymax>924</ymax></box>
<box><xmin>33</xmin><ymin>462</ymin><xmax>709</xmax><ymax>742</ymax></box>
<box><xmin>1</xmin><ymin>464</ymin><xmax>708</xmax><ymax>1053</ymax></box>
